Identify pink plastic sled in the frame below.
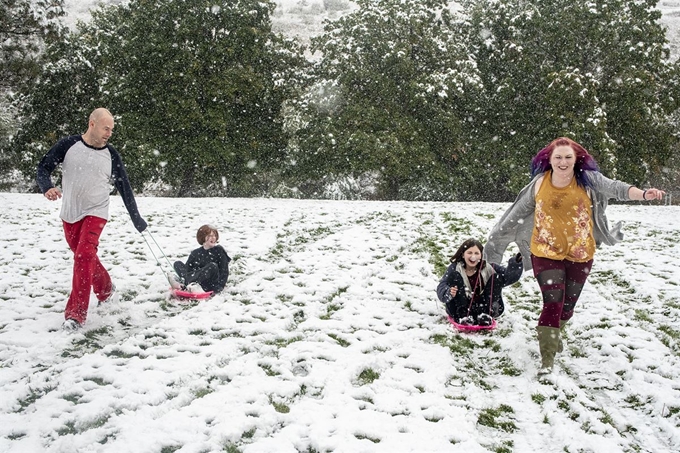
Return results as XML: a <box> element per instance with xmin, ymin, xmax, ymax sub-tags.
<box><xmin>170</xmin><ymin>288</ymin><xmax>213</xmax><ymax>300</ymax></box>
<box><xmin>447</xmin><ymin>315</ymin><xmax>497</xmax><ymax>332</ymax></box>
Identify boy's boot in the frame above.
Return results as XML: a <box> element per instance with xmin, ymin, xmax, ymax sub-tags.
<box><xmin>536</xmin><ymin>326</ymin><xmax>561</xmax><ymax>376</ymax></box>
<box><xmin>557</xmin><ymin>320</ymin><xmax>569</xmax><ymax>353</ymax></box>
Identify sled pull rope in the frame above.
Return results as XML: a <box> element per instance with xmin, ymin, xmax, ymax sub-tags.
<box><xmin>465</xmin><ymin>261</ymin><xmax>484</xmax><ymax>318</ymax></box>
<box><xmin>140</xmin><ymin>230</ymin><xmax>175</xmax><ymax>272</ymax></box>
<box><xmin>488</xmin><ymin>273</ymin><xmax>495</xmax><ymax>316</ymax></box>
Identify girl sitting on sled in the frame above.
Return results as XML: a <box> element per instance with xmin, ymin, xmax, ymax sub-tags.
<box><xmin>436</xmin><ymin>238</ymin><xmax>523</xmax><ymax>326</ymax></box>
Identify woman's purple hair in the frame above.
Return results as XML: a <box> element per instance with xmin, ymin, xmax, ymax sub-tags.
<box><xmin>530</xmin><ymin>137</ymin><xmax>599</xmax><ymax>189</ymax></box>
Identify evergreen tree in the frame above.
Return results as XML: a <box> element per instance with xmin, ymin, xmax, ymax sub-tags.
<box><xmin>461</xmin><ymin>0</ymin><xmax>680</xmax><ymax>198</ymax></box>
<box><xmin>9</xmin><ymin>0</ymin><xmax>307</xmax><ymax>196</ymax></box>
<box><xmin>0</xmin><ymin>0</ymin><xmax>66</xmax><ymax>186</ymax></box>
<box><xmin>290</xmin><ymin>0</ymin><xmax>482</xmax><ymax>200</ymax></box>
<box><xmin>7</xmin><ymin>34</ymin><xmax>102</xmax><ymax>182</ymax></box>
<box><xmin>0</xmin><ymin>0</ymin><xmax>65</xmax><ymax>92</ymax></box>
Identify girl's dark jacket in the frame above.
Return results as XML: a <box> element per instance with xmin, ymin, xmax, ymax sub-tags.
<box><xmin>436</xmin><ymin>254</ymin><xmax>523</xmax><ymax>320</ymax></box>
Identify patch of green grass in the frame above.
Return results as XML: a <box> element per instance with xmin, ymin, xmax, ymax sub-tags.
<box><xmin>275</xmin><ymin>294</ymin><xmax>293</xmax><ymax>303</ymax></box>
<box><xmin>431</xmin><ymin>333</ymin><xmax>479</xmax><ymax>356</ymax></box>
<box><xmin>357</xmin><ymin>368</ymin><xmax>380</xmax><ymax>385</ymax></box>
<box><xmin>557</xmin><ymin>400</ymin><xmax>570</xmax><ymax>412</ymax></box>
<box><xmin>499</xmin><ymin>358</ymin><xmax>521</xmax><ymax>376</ymax></box>
<box><xmin>259</xmin><ymin>363</ymin><xmax>280</xmax><ymax>376</ymax></box>
<box><xmin>599</xmin><ymin>410</ymin><xmax>615</xmax><ymax>428</ymax></box>
<box><xmin>570</xmin><ymin>345</ymin><xmax>587</xmax><ymax>358</ymax></box>
<box><xmin>328</xmin><ymin>333</ymin><xmax>350</xmax><ymax>347</ymax></box>
<box><xmin>83</xmin><ymin>376</ymin><xmax>110</xmax><ymax>386</ymax></box>
<box><xmin>160</xmin><ymin>446</ymin><xmax>182</xmax><ymax>453</ymax></box>
<box><xmin>589</xmin><ymin>270</ymin><xmax>635</xmax><ymax>295</ymax></box>
<box><xmin>354</xmin><ymin>433</ymin><xmax>381</xmax><ymax>443</ymax></box>
<box><xmin>16</xmin><ymin>385</ymin><xmax>54</xmax><ymax>411</ymax></box>
<box><xmin>531</xmin><ymin>393</ymin><xmax>546</xmax><ymax>404</ymax></box>
<box><xmin>193</xmin><ymin>387</ymin><xmax>213</xmax><ymax>399</ymax></box>
<box><xmin>264</xmin><ymin>336</ymin><xmax>303</xmax><ymax>347</ymax></box>
<box><xmin>440</xmin><ymin>213</ymin><xmax>475</xmax><ymax>236</ymax></box>
<box><xmin>223</xmin><ymin>443</ymin><xmax>242</xmax><ymax>453</ymax></box>
<box><xmin>414</xmin><ymin>234</ymin><xmax>448</xmax><ymax>276</ymax></box>
<box><xmin>354</xmin><ymin>394</ymin><xmax>374</xmax><ymax>404</ymax></box>
<box><xmin>484</xmin><ymin>339</ymin><xmax>502</xmax><ymax>352</ymax></box>
<box><xmin>216</xmin><ymin>330</ymin><xmax>243</xmax><ymax>339</ymax></box>
<box><xmin>320</xmin><ymin>287</ymin><xmax>349</xmax><ymax>320</ymax></box>
<box><xmin>293</xmin><ymin>310</ymin><xmax>306</xmax><ymax>323</ymax></box>
<box><xmin>80</xmin><ymin>414</ymin><xmax>111</xmax><ymax>431</ymax></box>
<box><xmin>144</xmin><ymin>331</ymin><xmax>168</xmax><ymax>339</ymax></box>
<box><xmin>105</xmin><ymin>348</ymin><xmax>139</xmax><ymax>359</ymax></box>
<box><xmin>272</xmin><ymin>400</ymin><xmax>290</xmax><ymax>413</ymax></box>
<box><xmin>62</xmin><ymin>392</ymin><xmax>83</xmax><ymax>404</ymax></box>
<box><xmin>664</xmin><ymin>405</ymin><xmax>680</xmax><ymax>418</ymax></box>
<box><xmin>60</xmin><ymin>326</ymin><xmax>113</xmax><ymax>357</ymax></box>
<box><xmin>477</xmin><ymin>404</ymin><xmax>517</xmax><ymax>433</ymax></box>
<box><xmin>493</xmin><ymin>440</ymin><xmax>514</xmax><ymax>453</ymax></box>
<box><xmin>633</xmin><ymin>309</ymin><xmax>653</xmax><ymax>322</ymax></box>
<box><xmin>7</xmin><ymin>432</ymin><xmax>26</xmax><ymax>440</ymax></box>
<box><xmin>581</xmin><ymin>419</ymin><xmax>594</xmax><ymax>433</ymax></box>
<box><xmin>659</xmin><ymin>325</ymin><xmax>680</xmax><ymax>340</ymax></box>
<box><xmin>320</xmin><ymin>303</ymin><xmax>342</xmax><ymax>320</ymax></box>
<box><xmin>56</xmin><ymin>420</ymin><xmax>78</xmax><ymax>436</ymax></box>
<box><xmin>592</xmin><ymin>320</ymin><xmax>613</xmax><ymax>330</ymax></box>
<box><xmin>425</xmin><ymin>414</ymin><xmax>443</xmax><ymax>422</ymax></box>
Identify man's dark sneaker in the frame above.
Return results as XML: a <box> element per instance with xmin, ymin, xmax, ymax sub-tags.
<box><xmin>478</xmin><ymin>314</ymin><xmax>493</xmax><ymax>326</ymax></box>
<box><xmin>62</xmin><ymin>318</ymin><xmax>81</xmax><ymax>332</ymax></box>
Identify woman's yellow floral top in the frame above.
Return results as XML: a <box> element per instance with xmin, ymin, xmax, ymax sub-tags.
<box><xmin>530</xmin><ymin>171</ymin><xmax>595</xmax><ymax>262</ymax></box>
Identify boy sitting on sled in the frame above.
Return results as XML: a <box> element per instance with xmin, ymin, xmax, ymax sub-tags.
<box><xmin>171</xmin><ymin>224</ymin><xmax>231</xmax><ymax>294</ymax></box>
<box><xmin>436</xmin><ymin>238</ymin><xmax>522</xmax><ymax>326</ymax></box>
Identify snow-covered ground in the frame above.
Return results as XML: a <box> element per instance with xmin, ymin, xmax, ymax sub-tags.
<box><xmin>1</xmin><ymin>193</ymin><xmax>679</xmax><ymax>452</ymax></box>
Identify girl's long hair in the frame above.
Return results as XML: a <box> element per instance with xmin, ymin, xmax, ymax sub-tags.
<box><xmin>449</xmin><ymin>238</ymin><xmax>484</xmax><ymax>265</ymax></box>
<box><xmin>530</xmin><ymin>137</ymin><xmax>599</xmax><ymax>189</ymax></box>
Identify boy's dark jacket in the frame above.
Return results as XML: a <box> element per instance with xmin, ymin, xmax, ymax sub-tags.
<box><xmin>186</xmin><ymin>245</ymin><xmax>231</xmax><ymax>292</ymax></box>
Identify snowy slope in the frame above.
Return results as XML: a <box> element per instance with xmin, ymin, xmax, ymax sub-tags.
<box><xmin>0</xmin><ymin>194</ymin><xmax>679</xmax><ymax>452</ymax></box>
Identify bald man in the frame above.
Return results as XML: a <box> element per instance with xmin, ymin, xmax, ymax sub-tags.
<box><xmin>37</xmin><ymin>108</ymin><xmax>147</xmax><ymax>331</ymax></box>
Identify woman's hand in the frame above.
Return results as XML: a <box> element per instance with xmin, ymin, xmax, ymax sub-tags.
<box><xmin>449</xmin><ymin>287</ymin><xmax>458</xmax><ymax>297</ymax></box>
<box><xmin>643</xmin><ymin>188</ymin><xmax>666</xmax><ymax>201</ymax></box>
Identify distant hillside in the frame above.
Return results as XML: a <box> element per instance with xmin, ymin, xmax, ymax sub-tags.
<box><xmin>62</xmin><ymin>0</ymin><xmax>355</xmax><ymax>46</ymax></box>
<box><xmin>661</xmin><ymin>1</ymin><xmax>680</xmax><ymax>58</ymax></box>
<box><xmin>63</xmin><ymin>0</ymin><xmax>680</xmax><ymax>59</ymax></box>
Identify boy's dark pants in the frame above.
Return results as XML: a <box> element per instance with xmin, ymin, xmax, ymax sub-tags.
<box><xmin>174</xmin><ymin>261</ymin><xmax>220</xmax><ymax>292</ymax></box>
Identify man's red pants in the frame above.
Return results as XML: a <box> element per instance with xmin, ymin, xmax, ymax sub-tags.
<box><xmin>62</xmin><ymin>216</ymin><xmax>112</xmax><ymax>324</ymax></box>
